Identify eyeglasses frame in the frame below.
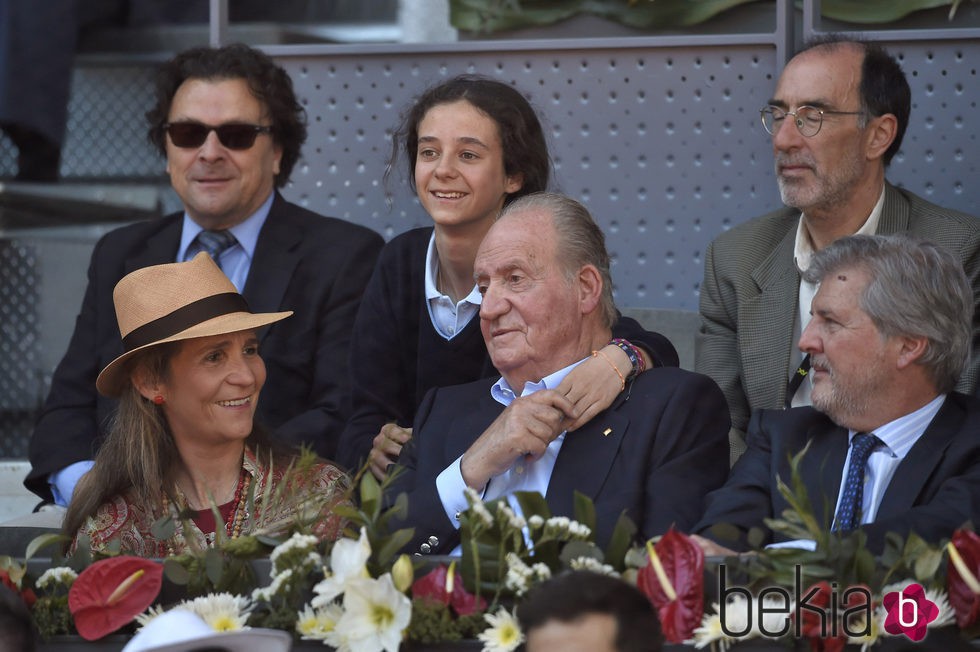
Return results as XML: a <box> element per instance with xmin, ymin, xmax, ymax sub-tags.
<box><xmin>759</xmin><ymin>105</ymin><xmax>866</xmax><ymax>138</ymax></box>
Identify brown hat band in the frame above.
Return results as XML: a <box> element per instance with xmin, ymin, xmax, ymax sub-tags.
<box><xmin>122</xmin><ymin>292</ymin><xmax>251</xmax><ymax>351</ymax></box>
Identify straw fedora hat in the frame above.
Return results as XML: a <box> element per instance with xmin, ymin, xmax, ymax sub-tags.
<box><xmin>96</xmin><ymin>252</ymin><xmax>292</xmax><ymax>397</ymax></box>
<box><xmin>121</xmin><ymin>609</ymin><xmax>292</xmax><ymax>652</ymax></box>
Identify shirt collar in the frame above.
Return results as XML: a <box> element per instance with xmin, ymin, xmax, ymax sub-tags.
<box><xmin>794</xmin><ymin>187</ymin><xmax>886</xmax><ymax>274</ymax></box>
<box><xmin>424</xmin><ymin>231</ymin><xmax>482</xmax><ymax>304</ymax></box>
<box><xmin>849</xmin><ymin>394</ymin><xmax>946</xmax><ymax>458</ymax></box>
<box><xmin>490</xmin><ymin>358</ymin><xmax>587</xmax><ymax>407</ymax></box>
<box><xmin>177</xmin><ymin>191</ymin><xmax>274</xmax><ymax>262</ymax></box>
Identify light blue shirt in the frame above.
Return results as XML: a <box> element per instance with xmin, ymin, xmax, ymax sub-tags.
<box><xmin>833</xmin><ymin>394</ymin><xmax>946</xmax><ymax>528</ymax></box>
<box><xmin>176</xmin><ymin>192</ymin><xmax>273</xmax><ymax>292</ymax></box>
<box><xmin>48</xmin><ymin>193</ymin><xmax>276</xmax><ymax>506</ymax></box>
<box><xmin>436</xmin><ymin>359</ymin><xmax>585</xmax><ymax>538</ymax></box>
<box><xmin>424</xmin><ymin>233</ymin><xmax>482</xmax><ymax>340</ymax></box>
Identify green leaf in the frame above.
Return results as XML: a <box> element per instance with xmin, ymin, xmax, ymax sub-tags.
<box><xmin>572</xmin><ymin>491</ymin><xmax>597</xmax><ymax>533</ymax></box>
<box><xmin>205</xmin><ymin>548</ymin><xmax>225</xmax><ymax>586</ymax></box>
<box><xmin>25</xmin><ymin>533</ymin><xmax>70</xmax><ymax>561</ymax></box>
<box><xmin>374</xmin><ymin>528</ymin><xmax>416</xmax><ymax>568</ymax></box>
<box><xmin>163</xmin><ymin>558</ymin><xmax>191</xmax><ymax>585</ymax></box>
<box><xmin>603</xmin><ymin>512</ymin><xmax>637</xmax><ymax>571</ymax></box>
<box><xmin>818</xmin><ymin>0</ymin><xmax>957</xmax><ymax>24</ymax></box>
<box><xmin>913</xmin><ymin>547</ymin><xmax>944</xmax><ymax>582</ymax></box>
<box><xmin>359</xmin><ymin>473</ymin><xmax>381</xmax><ymax>512</ymax></box>
<box><xmin>559</xmin><ymin>540</ymin><xmax>603</xmax><ymax>566</ymax></box>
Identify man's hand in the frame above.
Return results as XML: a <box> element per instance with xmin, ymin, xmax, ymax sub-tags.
<box><xmin>460</xmin><ymin>390</ymin><xmax>578</xmax><ymax>490</ymax></box>
<box><xmin>368</xmin><ymin>423</ymin><xmax>412</xmax><ymax>480</ymax></box>
<box><xmin>558</xmin><ymin>343</ymin><xmax>632</xmax><ymax>431</ymax></box>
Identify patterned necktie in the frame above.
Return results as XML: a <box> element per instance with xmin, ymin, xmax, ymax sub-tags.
<box><xmin>196</xmin><ymin>230</ymin><xmax>237</xmax><ymax>270</ymax></box>
<box><xmin>834</xmin><ymin>432</ymin><xmax>881</xmax><ymax>531</ymax></box>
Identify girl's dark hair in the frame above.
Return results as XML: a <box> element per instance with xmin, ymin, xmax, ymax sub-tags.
<box><xmin>388</xmin><ymin>74</ymin><xmax>551</xmax><ymax>205</ymax></box>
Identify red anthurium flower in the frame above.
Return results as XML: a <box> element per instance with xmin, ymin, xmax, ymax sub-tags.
<box><xmin>68</xmin><ymin>557</ymin><xmax>163</xmax><ymax>641</ymax></box>
<box><xmin>411</xmin><ymin>562</ymin><xmax>487</xmax><ymax>616</ymax></box>
<box><xmin>0</xmin><ymin>568</ymin><xmax>36</xmax><ymax>608</ymax></box>
<box><xmin>947</xmin><ymin>529</ymin><xmax>980</xmax><ymax>629</ymax></box>
<box><xmin>636</xmin><ymin>528</ymin><xmax>704</xmax><ymax>643</ymax></box>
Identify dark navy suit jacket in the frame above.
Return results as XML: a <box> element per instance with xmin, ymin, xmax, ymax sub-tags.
<box><xmin>695</xmin><ymin>393</ymin><xmax>980</xmax><ymax>552</ymax></box>
<box><xmin>387</xmin><ymin>366</ymin><xmax>731</xmax><ymax>555</ymax></box>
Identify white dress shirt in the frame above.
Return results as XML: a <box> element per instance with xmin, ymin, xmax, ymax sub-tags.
<box><xmin>423</xmin><ymin>232</ymin><xmax>482</xmax><ymax>340</ymax></box>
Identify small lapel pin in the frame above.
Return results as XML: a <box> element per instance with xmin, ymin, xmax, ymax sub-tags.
<box><xmin>602</xmin><ymin>427</ymin><xmax>612</xmax><ymax>437</ymax></box>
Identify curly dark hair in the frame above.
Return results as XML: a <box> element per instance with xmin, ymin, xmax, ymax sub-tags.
<box><xmin>388</xmin><ymin>74</ymin><xmax>550</xmax><ymax>206</ymax></box>
<box><xmin>145</xmin><ymin>43</ymin><xmax>307</xmax><ymax>187</ymax></box>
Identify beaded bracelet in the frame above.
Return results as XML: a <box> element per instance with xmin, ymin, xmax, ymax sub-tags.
<box><xmin>592</xmin><ymin>349</ymin><xmax>626</xmax><ymax>391</ymax></box>
<box><xmin>610</xmin><ymin>337</ymin><xmax>645</xmax><ymax>381</ymax></box>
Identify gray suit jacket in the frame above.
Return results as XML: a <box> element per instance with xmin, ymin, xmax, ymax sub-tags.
<box><xmin>696</xmin><ymin>183</ymin><xmax>980</xmax><ymax>438</ymax></box>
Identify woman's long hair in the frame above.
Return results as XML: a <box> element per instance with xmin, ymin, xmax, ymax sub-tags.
<box><xmin>62</xmin><ymin>342</ymin><xmax>281</xmax><ymax>544</ymax></box>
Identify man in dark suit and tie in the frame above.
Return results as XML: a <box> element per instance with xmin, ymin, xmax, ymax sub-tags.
<box><xmin>694</xmin><ymin>233</ymin><xmax>980</xmax><ymax>555</ymax></box>
<box><xmin>24</xmin><ymin>44</ymin><xmax>383</xmax><ymax>505</ymax></box>
<box><xmin>387</xmin><ymin>192</ymin><xmax>730</xmax><ymax>556</ymax></box>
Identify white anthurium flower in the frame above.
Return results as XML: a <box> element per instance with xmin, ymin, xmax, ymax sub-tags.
<box><xmin>328</xmin><ymin>574</ymin><xmax>411</xmax><ymax>652</ymax></box>
<box><xmin>312</xmin><ymin>528</ymin><xmax>372</xmax><ymax>607</ymax></box>
<box><xmin>477</xmin><ymin>607</ymin><xmax>525</xmax><ymax>652</ymax></box>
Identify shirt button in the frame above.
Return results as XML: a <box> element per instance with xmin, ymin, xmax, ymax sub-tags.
<box><xmin>428</xmin><ymin>536</ymin><xmax>440</xmax><ymax>547</ymax></box>
<box><xmin>420</xmin><ymin>543</ymin><xmax>431</xmax><ymax>554</ymax></box>
<box><xmin>516</xmin><ymin>465</ymin><xmax>524</xmax><ymax>474</ymax></box>
<box><xmin>454</xmin><ymin>512</ymin><xmax>461</xmax><ymax>521</ymax></box>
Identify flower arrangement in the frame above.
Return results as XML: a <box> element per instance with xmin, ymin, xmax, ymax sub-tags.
<box><xmin>9</xmin><ymin>451</ymin><xmax>980</xmax><ymax>651</ymax></box>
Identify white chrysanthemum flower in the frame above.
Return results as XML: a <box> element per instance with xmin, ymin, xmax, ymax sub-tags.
<box><xmin>758</xmin><ymin>594</ymin><xmax>791</xmax><ymax>638</ymax></box>
<box><xmin>847</xmin><ymin>606</ymin><xmax>885</xmax><ymax>652</ymax></box>
<box><xmin>478</xmin><ymin>607</ymin><xmax>524</xmax><ymax>652</ymax></box>
<box><xmin>688</xmin><ymin>606</ymin><xmax>733</xmax><ymax>651</ymax></box>
<box><xmin>35</xmin><ymin>567</ymin><xmax>77</xmax><ymax>590</ymax></box>
<box><xmin>181</xmin><ymin>593</ymin><xmax>254</xmax><ymax>632</ymax></box>
<box><xmin>312</xmin><ymin>528</ymin><xmax>372</xmax><ymax>607</ymax></box>
<box><xmin>134</xmin><ymin>604</ymin><xmax>168</xmax><ymax>628</ymax></box>
<box><xmin>717</xmin><ymin>595</ymin><xmax>759</xmax><ymax>642</ymax></box>
<box><xmin>328</xmin><ymin>574</ymin><xmax>411</xmax><ymax>652</ymax></box>
<box><xmin>296</xmin><ymin>602</ymin><xmax>344</xmax><ymax>641</ymax></box>
<box><xmin>568</xmin><ymin>557</ymin><xmax>617</xmax><ymax>576</ymax></box>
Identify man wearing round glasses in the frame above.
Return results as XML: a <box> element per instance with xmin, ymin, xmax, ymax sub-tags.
<box><xmin>25</xmin><ymin>44</ymin><xmax>384</xmax><ymax>506</ymax></box>
<box><xmin>696</xmin><ymin>35</ymin><xmax>980</xmax><ymax>460</ymax></box>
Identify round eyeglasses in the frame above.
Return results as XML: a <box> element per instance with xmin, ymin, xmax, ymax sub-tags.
<box><xmin>760</xmin><ymin>105</ymin><xmax>865</xmax><ymax>138</ymax></box>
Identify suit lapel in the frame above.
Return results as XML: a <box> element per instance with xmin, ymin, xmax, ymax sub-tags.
<box><xmin>242</xmin><ymin>194</ymin><xmax>302</xmax><ymax>343</ymax></box>
<box><xmin>444</xmin><ymin>394</ymin><xmax>502</xmax><ymax>464</ymax></box>
<box><xmin>876</xmin><ymin>397</ymin><xmax>963</xmax><ymax>519</ymax></box>
<box><xmin>797</xmin><ymin>422</ymin><xmax>849</xmax><ymax>525</ymax></box>
<box><xmin>545</xmin><ymin>407</ymin><xmax>630</xmax><ymax>518</ymax></box>
<box><xmin>743</xmin><ymin>227</ymin><xmax>800</xmax><ymax>407</ymax></box>
<box><xmin>124</xmin><ymin>219</ymin><xmax>181</xmax><ymax>273</ymax></box>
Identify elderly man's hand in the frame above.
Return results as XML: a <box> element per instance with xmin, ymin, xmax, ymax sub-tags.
<box><xmin>690</xmin><ymin>534</ymin><xmax>740</xmax><ymax>558</ymax></box>
<box><xmin>368</xmin><ymin>423</ymin><xmax>412</xmax><ymax>480</ymax></box>
<box><xmin>460</xmin><ymin>389</ymin><xmax>578</xmax><ymax>491</ymax></box>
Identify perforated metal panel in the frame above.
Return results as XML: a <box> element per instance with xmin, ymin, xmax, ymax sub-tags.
<box><xmin>277</xmin><ymin>38</ymin><xmax>978</xmax><ymax>311</ymax></box>
<box><xmin>277</xmin><ymin>44</ymin><xmax>784</xmax><ymax>310</ymax></box>
<box><xmin>0</xmin><ymin>241</ymin><xmax>40</xmax><ymax>458</ymax></box>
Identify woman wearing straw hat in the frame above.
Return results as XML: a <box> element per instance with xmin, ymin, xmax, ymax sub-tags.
<box><xmin>63</xmin><ymin>253</ymin><xmax>351</xmax><ymax>555</ymax></box>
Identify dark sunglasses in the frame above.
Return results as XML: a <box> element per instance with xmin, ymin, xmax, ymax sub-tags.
<box><xmin>163</xmin><ymin>122</ymin><xmax>273</xmax><ymax>150</ymax></box>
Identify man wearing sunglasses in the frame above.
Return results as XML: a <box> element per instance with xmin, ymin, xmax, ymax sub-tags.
<box><xmin>24</xmin><ymin>44</ymin><xmax>383</xmax><ymax>506</ymax></box>
<box><xmin>695</xmin><ymin>35</ymin><xmax>980</xmax><ymax>462</ymax></box>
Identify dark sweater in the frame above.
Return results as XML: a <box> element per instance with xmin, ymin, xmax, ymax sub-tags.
<box><xmin>336</xmin><ymin>226</ymin><xmax>678</xmax><ymax>470</ymax></box>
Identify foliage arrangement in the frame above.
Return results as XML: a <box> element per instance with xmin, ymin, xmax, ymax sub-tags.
<box><xmin>8</xmin><ymin>451</ymin><xmax>980</xmax><ymax>651</ymax></box>
<box><xmin>449</xmin><ymin>0</ymin><xmax>977</xmax><ymax>34</ymax></box>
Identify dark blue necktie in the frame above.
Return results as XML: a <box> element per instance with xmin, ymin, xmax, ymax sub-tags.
<box><xmin>196</xmin><ymin>230</ymin><xmax>237</xmax><ymax>270</ymax></box>
<box><xmin>834</xmin><ymin>432</ymin><xmax>881</xmax><ymax>531</ymax></box>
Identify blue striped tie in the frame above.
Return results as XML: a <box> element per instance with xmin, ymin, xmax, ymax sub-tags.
<box><xmin>196</xmin><ymin>230</ymin><xmax>237</xmax><ymax>271</ymax></box>
<box><xmin>834</xmin><ymin>432</ymin><xmax>881</xmax><ymax>531</ymax></box>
